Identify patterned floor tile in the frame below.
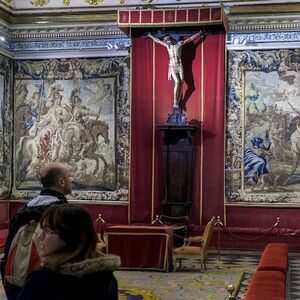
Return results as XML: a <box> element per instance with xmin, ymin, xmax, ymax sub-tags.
<box><xmin>0</xmin><ymin>252</ymin><xmax>299</xmax><ymax>299</ymax></box>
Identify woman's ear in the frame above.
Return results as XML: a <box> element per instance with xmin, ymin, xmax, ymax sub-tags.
<box><xmin>58</xmin><ymin>176</ymin><xmax>65</xmax><ymax>187</ymax></box>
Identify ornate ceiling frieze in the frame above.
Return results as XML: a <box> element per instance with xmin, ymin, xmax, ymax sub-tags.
<box><xmin>84</xmin><ymin>0</ymin><xmax>104</xmax><ymax>4</ymax></box>
<box><xmin>227</xmin><ymin>31</ymin><xmax>300</xmax><ymax>50</ymax></box>
<box><xmin>228</xmin><ymin>14</ymin><xmax>300</xmax><ymax>33</ymax></box>
<box><xmin>2</xmin><ymin>0</ymin><xmax>167</xmax><ymax>11</ymax></box>
<box><xmin>30</xmin><ymin>0</ymin><xmax>50</xmax><ymax>7</ymax></box>
<box><xmin>0</xmin><ymin>1</ymin><xmax>298</xmax><ymax>57</ymax></box>
<box><xmin>0</xmin><ymin>1</ymin><xmax>297</xmax><ymax>14</ymax></box>
<box><xmin>11</xmin><ymin>37</ymin><xmax>130</xmax><ymax>52</ymax></box>
<box><xmin>9</xmin><ymin>24</ymin><xmax>125</xmax><ymax>41</ymax></box>
<box><xmin>0</xmin><ymin>19</ymin><xmax>130</xmax><ymax>58</ymax></box>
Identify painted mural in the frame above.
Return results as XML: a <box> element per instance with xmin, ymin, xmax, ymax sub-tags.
<box><xmin>13</xmin><ymin>57</ymin><xmax>130</xmax><ymax>201</ymax></box>
<box><xmin>226</xmin><ymin>49</ymin><xmax>300</xmax><ymax>205</ymax></box>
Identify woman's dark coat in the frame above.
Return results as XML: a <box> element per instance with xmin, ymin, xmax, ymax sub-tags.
<box><xmin>16</xmin><ymin>255</ymin><xmax>120</xmax><ymax>300</ymax></box>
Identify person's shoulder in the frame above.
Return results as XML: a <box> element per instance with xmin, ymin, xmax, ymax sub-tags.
<box><xmin>20</xmin><ymin>267</ymin><xmax>52</xmax><ymax>292</ymax></box>
<box><xmin>27</xmin><ymin>267</ymin><xmax>53</xmax><ymax>280</ymax></box>
<box><xmin>27</xmin><ymin>194</ymin><xmax>66</xmax><ymax>208</ymax></box>
<box><xmin>16</xmin><ymin>268</ymin><xmax>54</xmax><ymax>300</ymax></box>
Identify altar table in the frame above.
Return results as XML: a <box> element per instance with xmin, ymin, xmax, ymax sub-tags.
<box><xmin>104</xmin><ymin>225</ymin><xmax>173</xmax><ymax>271</ymax></box>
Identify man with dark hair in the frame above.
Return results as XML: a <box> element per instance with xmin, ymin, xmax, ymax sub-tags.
<box><xmin>0</xmin><ymin>162</ymin><xmax>73</xmax><ymax>300</ymax></box>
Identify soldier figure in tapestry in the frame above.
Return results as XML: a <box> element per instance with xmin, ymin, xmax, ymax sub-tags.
<box><xmin>15</xmin><ymin>77</ymin><xmax>115</xmax><ymax>191</ymax></box>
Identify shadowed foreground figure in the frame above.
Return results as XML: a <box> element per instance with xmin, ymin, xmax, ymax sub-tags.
<box><xmin>16</xmin><ymin>204</ymin><xmax>120</xmax><ymax>300</ymax></box>
<box><xmin>1</xmin><ymin>162</ymin><xmax>73</xmax><ymax>300</ymax></box>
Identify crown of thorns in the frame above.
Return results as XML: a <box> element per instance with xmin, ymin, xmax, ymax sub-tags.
<box><xmin>162</xmin><ymin>34</ymin><xmax>176</xmax><ymax>42</ymax></box>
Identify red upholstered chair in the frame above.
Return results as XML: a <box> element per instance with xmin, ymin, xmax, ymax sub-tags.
<box><xmin>173</xmin><ymin>216</ymin><xmax>216</xmax><ymax>271</ymax></box>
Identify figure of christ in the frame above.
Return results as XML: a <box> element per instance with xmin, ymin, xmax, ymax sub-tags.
<box><xmin>147</xmin><ymin>30</ymin><xmax>205</xmax><ymax>108</ymax></box>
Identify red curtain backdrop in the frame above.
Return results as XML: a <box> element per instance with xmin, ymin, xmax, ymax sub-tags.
<box><xmin>130</xmin><ymin>29</ymin><xmax>225</xmax><ymax>225</ymax></box>
<box><xmin>201</xmin><ymin>32</ymin><xmax>226</xmax><ymax>224</ymax></box>
<box><xmin>130</xmin><ymin>37</ymin><xmax>154</xmax><ymax>223</ymax></box>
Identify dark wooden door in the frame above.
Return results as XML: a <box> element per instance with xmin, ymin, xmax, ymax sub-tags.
<box><xmin>158</xmin><ymin>125</ymin><xmax>198</xmax><ymax>217</ymax></box>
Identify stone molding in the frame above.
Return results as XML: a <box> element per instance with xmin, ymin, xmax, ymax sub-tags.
<box><xmin>228</xmin><ymin>13</ymin><xmax>300</xmax><ymax>33</ymax></box>
<box><xmin>0</xmin><ymin>21</ymin><xmax>130</xmax><ymax>58</ymax></box>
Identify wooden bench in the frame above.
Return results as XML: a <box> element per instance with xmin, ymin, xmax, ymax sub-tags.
<box><xmin>245</xmin><ymin>243</ymin><xmax>288</xmax><ymax>300</ymax></box>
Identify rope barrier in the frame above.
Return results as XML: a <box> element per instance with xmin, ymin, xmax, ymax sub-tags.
<box><xmin>173</xmin><ymin>233</ymin><xmax>186</xmax><ymax>240</ymax></box>
<box><xmin>216</xmin><ymin>216</ymin><xmax>281</xmax><ymax>261</ymax></box>
<box><xmin>152</xmin><ymin>214</ymin><xmax>281</xmax><ymax>256</ymax></box>
<box><xmin>216</xmin><ymin>217</ymin><xmax>280</xmax><ymax>241</ymax></box>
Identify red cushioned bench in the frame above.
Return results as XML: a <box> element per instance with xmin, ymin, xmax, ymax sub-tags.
<box><xmin>245</xmin><ymin>270</ymin><xmax>286</xmax><ymax>300</ymax></box>
<box><xmin>257</xmin><ymin>242</ymin><xmax>288</xmax><ymax>272</ymax></box>
<box><xmin>244</xmin><ymin>243</ymin><xmax>288</xmax><ymax>300</ymax></box>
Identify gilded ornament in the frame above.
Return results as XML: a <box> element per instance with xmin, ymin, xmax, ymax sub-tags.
<box><xmin>85</xmin><ymin>0</ymin><xmax>104</xmax><ymax>5</ymax></box>
<box><xmin>119</xmin><ymin>0</ymin><xmax>126</xmax><ymax>4</ymax></box>
<box><xmin>30</xmin><ymin>0</ymin><xmax>50</xmax><ymax>6</ymax></box>
<box><xmin>63</xmin><ymin>0</ymin><xmax>70</xmax><ymax>6</ymax></box>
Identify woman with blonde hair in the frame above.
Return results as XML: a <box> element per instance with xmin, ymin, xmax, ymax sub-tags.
<box><xmin>17</xmin><ymin>204</ymin><xmax>120</xmax><ymax>300</ymax></box>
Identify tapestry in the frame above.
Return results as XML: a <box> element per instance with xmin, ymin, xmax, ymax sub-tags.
<box><xmin>226</xmin><ymin>49</ymin><xmax>300</xmax><ymax>205</ymax></box>
<box><xmin>0</xmin><ymin>74</ymin><xmax>4</xmax><ymax>165</ymax></box>
<box><xmin>13</xmin><ymin>57</ymin><xmax>130</xmax><ymax>201</ymax></box>
<box><xmin>0</xmin><ymin>56</ymin><xmax>12</xmax><ymax>199</ymax></box>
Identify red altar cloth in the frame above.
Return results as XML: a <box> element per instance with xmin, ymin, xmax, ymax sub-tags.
<box><xmin>104</xmin><ymin>225</ymin><xmax>173</xmax><ymax>271</ymax></box>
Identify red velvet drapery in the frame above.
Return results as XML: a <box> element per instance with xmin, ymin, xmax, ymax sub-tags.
<box><xmin>130</xmin><ymin>29</ymin><xmax>225</xmax><ymax>225</ymax></box>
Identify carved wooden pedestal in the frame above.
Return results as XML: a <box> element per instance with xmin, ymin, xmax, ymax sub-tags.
<box><xmin>157</xmin><ymin>125</ymin><xmax>198</xmax><ymax>218</ymax></box>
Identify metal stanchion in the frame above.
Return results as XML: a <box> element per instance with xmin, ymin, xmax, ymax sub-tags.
<box><xmin>216</xmin><ymin>216</ymin><xmax>224</xmax><ymax>262</ymax></box>
<box><xmin>275</xmin><ymin>216</ymin><xmax>280</xmax><ymax>242</ymax></box>
<box><xmin>94</xmin><ymin>214</ymin><xmax>106</xmax><ymax>242</ymax></box>
<box><xmin>227</xmin><ymin>284</ymin><xmax>235</xmax><ymax>300</ymax></box>
<box><xmin>151</xmin><ymin>215</ymin><xmax>163</xmax><ymax>225</ymax></box>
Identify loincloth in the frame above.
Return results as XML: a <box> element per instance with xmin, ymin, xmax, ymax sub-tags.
<box><xmin>168</xmin><ymin>64</ymin><xmax>183</xmax><ymax>80</ymax></box>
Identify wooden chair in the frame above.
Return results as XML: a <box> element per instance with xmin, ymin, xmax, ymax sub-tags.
<box><xmin>157</xmin><ymin>215</ymin><xmax>190</xmax><ymax>247</ymax></box>
<box><xmin>173</xmin><ymin>216</ymin><xmax>216</xmax><ymax>271</ymax></box>
<box><xmin>96</xmin><ymin>240</ymin><xmax>106</xmax><ymax>254</ymax></box>
<box><xmin>94</xmin><ymin>214</ymin><xmax>107</xmax><ymax>254</ymax></box>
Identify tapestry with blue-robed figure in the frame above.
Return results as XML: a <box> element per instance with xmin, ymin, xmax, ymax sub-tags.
<box><xmin>226</xmin><ymin>49</ymin><xmax>300</xmax><ymax>205</ymax></box>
